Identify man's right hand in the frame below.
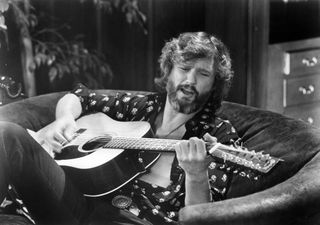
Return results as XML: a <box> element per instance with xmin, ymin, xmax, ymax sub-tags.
<box><xmin>37</xmin><ymin>114</ymin><xmax>78</xmax><ymax>154</ymax></box>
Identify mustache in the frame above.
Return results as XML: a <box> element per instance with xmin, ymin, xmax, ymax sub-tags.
<box><xmin>177</xmin><ymin>84</ymin><xmax>198</xmax><ymax>95</ymax></box>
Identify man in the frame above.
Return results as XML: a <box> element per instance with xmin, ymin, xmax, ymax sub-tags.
<box><xmin>0</xmin><ymin>32</ymin><xmax>238</xmax><ymax>224</ymax></box>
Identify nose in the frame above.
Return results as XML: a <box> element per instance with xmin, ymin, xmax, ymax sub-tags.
<box><xmin>186</xmin><ymin>69</ymin><xmax>196</xmax><ymax>85</ymax></box>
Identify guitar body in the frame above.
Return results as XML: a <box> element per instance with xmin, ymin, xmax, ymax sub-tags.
<box><xmin>51</xmin><ymin>113</ymin><xmax>160</xmax><ymax>197</ymax></box>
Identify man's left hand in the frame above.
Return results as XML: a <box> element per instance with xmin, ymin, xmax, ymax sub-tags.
<box><xmin>175</xmin><ymin>133</ymin><xmax>217</xmax><ymax>177</ymax></box>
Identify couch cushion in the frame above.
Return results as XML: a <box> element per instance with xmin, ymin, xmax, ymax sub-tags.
<box><xmin>217</xmin><ymin>102</ymin><xmax>320</xmax><ymax>197</ymax></box>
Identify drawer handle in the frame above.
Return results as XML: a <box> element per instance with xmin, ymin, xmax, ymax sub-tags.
<box><xmin>298</xmin><ymin>85</ymin><xmax>315</xmax><ymax>95</ymax></box>
<box><xmin>302</xmin><ymin>57</ymin><xmax>318</xmax><ymax>67</ymax></box>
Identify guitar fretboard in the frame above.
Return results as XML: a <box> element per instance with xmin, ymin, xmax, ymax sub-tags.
<box><xmin>101</xmin><ymin>136</ymin><xmax>281</xmax><ymax>174</ymax></box>
<box><xmin>104</xmin><ymin>137</ymin><xmax>178</xmax><ymax>152</ymax></box>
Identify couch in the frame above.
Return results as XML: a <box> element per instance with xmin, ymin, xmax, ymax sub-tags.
<box><xmin>0</xmin><ymin>89</ymin><xmax>320</xmax><ymax>225</ymax></box>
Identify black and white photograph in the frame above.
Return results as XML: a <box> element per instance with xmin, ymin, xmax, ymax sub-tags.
<box><xmin>0</xmin><ymin>0</ymin><xmax>320</xmax><ymax>224</ymax></box>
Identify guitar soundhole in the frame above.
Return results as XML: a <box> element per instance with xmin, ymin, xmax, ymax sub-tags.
<box><xmin>81</xmin><ymin>135</ymin><xmax>112</xmax><ymax>152</ymax></box>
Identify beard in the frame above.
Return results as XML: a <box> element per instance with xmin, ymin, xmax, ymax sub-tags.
<box><xmin>166</xmin><ymin>79</ymin><xmax>211</xmax><ymax>114</ymax></box>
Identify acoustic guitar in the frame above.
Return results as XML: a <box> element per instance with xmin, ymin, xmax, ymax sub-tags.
<box><xmin>28</xmin><ymin>113</ymin><xmax>282</xmax><ymax>197</ymax></box>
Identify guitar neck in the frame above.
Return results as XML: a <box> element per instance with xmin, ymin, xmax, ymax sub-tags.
<box><xmin>104</xmin><ymin>136</ymin><xmax>281</xmax><ymax>174</ymax></box>
<box><xmin>106</xmin><ymin>136</ymin><xmax>238</xmax><ymax>154</ymax></box>
<box><xmin>105</xmin><ymin>136</ymin><xmax>178</xmax><ymax>152</ymax></box>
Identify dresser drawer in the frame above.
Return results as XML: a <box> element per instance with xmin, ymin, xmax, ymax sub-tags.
<box><xmin>284</xmin><ymin>74</ymin><xmax>320</xmax><ymax>107</ymax></box>
<box><xmin>284</xmin><ymin>48</ymin><xmax>320</xmax><ymax>75</ymax></box>
<box><xmin>285</xmin><ymin>104</ymin><xmax>320</xmax><ymax>127</ymax></box>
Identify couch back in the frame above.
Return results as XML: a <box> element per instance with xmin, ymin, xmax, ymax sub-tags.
<box><xmin>1</xmin><ymin>90</ymin><xmax>320</xmax><ymax>202</ymax></box>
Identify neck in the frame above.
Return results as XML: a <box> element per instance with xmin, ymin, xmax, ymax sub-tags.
<box><xmin>156</xmin><ymin>96</ymin><xmax>197</xmax><ymax>134</ymax></box>
<box><xmin>166</xmin><ymin>97</ymin><xmax>194</xmax><ymax>122</ymax></box>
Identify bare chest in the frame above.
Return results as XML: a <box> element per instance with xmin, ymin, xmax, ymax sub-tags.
<box><xmin>139</xmin><ymin>125</ymin><xmax>185</xmax><ymax>187</ymax></box>
<box><xmin>139</xmin><ymin>153</ymin><xmax>175</xmax><ymax>187</ymax></box>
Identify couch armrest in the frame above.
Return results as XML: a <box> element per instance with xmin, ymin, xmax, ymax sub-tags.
<box><xmin>0</xmin><ymin>92</ymin><xmax>66</xmax><ymax>130</ymax></box>
<box><xmin>179</xmin><ymin>152</ymin><xmax>320</xmax><ymax>225</ymax></box>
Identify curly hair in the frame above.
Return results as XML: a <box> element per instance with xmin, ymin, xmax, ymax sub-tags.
<box><xmin>155</xmin><ymin>32</ymin><xmax>234</xmax><ymax>111</ymax></box>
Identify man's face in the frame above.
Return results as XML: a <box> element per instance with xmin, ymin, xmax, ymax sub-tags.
<box><xmin>166</xmin><ymin>57</ymin><xmax>215</xmax><ymax>114</ymax></box>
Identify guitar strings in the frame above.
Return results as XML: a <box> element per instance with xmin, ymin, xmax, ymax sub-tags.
<box><xmin>68</xmin><ymin>129</ymin><xmax>259</xmax><ymax>157</ymax></box>
<box><xmin>63</xmin><ymin>130</ymin><xmax>276</xmax><ymax>173</ymax></box>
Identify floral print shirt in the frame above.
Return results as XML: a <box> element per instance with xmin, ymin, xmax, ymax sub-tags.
<box><xmin>71</xmin><ymin>84</ymin><xmax>241</xmax><ymax>225</ymax></box>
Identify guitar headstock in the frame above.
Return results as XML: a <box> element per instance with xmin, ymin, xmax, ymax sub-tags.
<box><xmin>208</xmin><ymin>143</ymin><xmax>282</xmax><ymax>176</ymax></box>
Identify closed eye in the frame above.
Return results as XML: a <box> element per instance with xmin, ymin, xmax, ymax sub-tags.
<box><xmin>200</xmin><ymin>72</ymin><xmax>210</xmax><ymax>77</ymax></box>
<box><xmin>178</xmin><ymin>66</ymin><xmax>190</xmax><ymax>72</ymax></box>
<box><xmin>198</xmin><ymin>68</ymin><xmax>212</xmax><ymax>77</ymax></box>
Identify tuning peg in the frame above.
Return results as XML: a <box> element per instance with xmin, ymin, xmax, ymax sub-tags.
<box><xmin>250</xmin><ymin>150</ymin><xmax>257</xmax><ymax>155</ymax></box>
<box><xmin>243</xmin><ymin>159</ymin><xmax>253</xmax><ymax>167</ymax></box>
<box><xmin>247</xmin><ymin>150</ymin><xmax>258</xmax><ymax>159</ymax></box>
<box><xmin>261</xmin><ymin>154</ymin><xmax>271</xmax><ymax>161</ymax></box>
<box><xmin>256</xmin><ymin>151</ymin><xmax>265</xmax><ymax>158</ymax></box>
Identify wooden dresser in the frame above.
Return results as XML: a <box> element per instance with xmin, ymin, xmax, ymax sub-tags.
<box><xmin>266</xmin><ymin>38</ymin><xmax>320</xmax><ymax>127</ymax></box>
<box><xmin>240</xmin><ymin>0</ymin><xmax>320</xmax><ymax>127</ymax></box>
<box><xmin>204</xmin><ymin>0</ymin><xmax>320</xmax><ymax>127</ymax></box>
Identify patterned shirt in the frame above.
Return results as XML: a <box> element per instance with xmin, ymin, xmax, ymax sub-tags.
<box><xmin>71</xmin><ymin>84</ymin><xmax>241</xmax><ymax>224</ymax></box>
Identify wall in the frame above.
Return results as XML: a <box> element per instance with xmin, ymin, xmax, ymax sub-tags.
<box><xmin>97</xmin><ymin>0</ymin><xmax>248</xmax><ymax>104</ymax></box>
<box><xmin>1</xmin><ymin>0</ymin><xmax>250</xmax><ymax>104</ymax></box>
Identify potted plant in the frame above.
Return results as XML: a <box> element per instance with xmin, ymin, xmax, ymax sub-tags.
<box><xmin>0</xmin><ymin>0</ymin><xmax>147</xmax><ymax>96</ymax></box>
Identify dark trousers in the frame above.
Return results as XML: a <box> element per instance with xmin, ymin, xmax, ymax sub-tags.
<box><xmin>0</xmin><ymin>122</ymin><xmax>151</xmax><ymax>225</ymax></box>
